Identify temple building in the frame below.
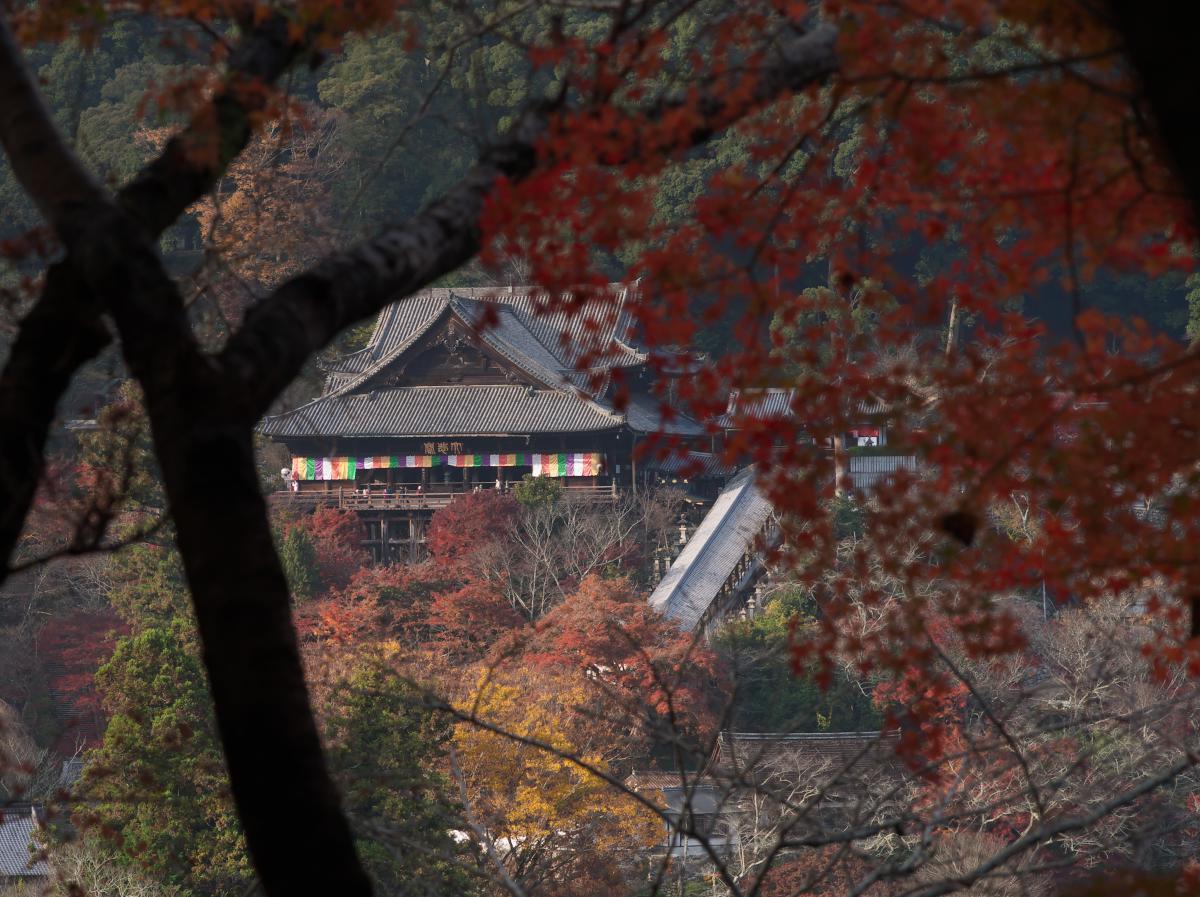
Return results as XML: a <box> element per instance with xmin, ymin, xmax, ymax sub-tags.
<box><xmin>260</xmin><ymin>283</ymin><xmax>706</xmax><ymax>560</ymax></box>
<box><xmin>259</xmin><ymin>283</ymin><xmax>917</xmax><ymax>627</ymax></box>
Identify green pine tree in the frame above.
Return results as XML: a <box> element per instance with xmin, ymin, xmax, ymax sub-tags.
<box><xmin>323</xmin><ymin>655</ymin><xmax>480</xmax><ymax>896</ymax></box>
<box><xmin>278</xmin><ymin>525</ymin><xmax>319</xmax><ymax>601</ymax></box>
<box><xmin>80</xmin><ymin>623</ymin><xmax>252</xmax><ymax>897</ymax></box>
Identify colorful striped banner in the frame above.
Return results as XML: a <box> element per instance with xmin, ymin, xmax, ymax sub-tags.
<box><xmin>290</xmin><ymin>453</ymin><xmax>603</xmax><ymax>481</ymax></box>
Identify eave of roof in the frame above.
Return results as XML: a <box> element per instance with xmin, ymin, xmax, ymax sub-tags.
<box><xmin>327</xmin><ymin>301</ymin><xmax>454</xmax><ymax>398</ymax></box>
<box><xmin>259</xmin><ymin>384</ymin><xmax>627</xmax><ymax>438</ymax></box>
<box><xmin>453</xmin><ymin>298</ymin><xmax>577</xmax><ymax>390</ymax></box>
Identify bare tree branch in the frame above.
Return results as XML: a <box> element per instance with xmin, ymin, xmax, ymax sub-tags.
<box><xmin>0</xmin><ymin>12</ymin><xmax>306</xmax><ymax>588</ymax></box>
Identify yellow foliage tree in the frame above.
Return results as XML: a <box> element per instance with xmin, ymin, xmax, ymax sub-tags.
<box><xmin>453</xmin><ymin>669</ymin><xmax>660</xmax><ymax>896</ymax></box>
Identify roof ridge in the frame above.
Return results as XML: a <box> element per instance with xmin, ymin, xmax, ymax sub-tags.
<box><xmin>647</xmin><ymin>466</ymin><xmax>774</xmax><ymax>626</ymax></box>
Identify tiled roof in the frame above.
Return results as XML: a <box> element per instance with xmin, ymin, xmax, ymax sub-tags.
<box><xmin>626</xmin><ymin>770</ymin><xmax>704</xmax><ymax>791</ymax></box>
<box><xmin>625</xmin><ymin>772</ymin><xmax>723</xmax><ymax>814</ymax></box>
<box><xmin>717</xmin><ymin>389</ymin><xmax>795</xmax><ymax>427</ymax></box>
<box><xmin>848</xmin><ymin>454</ymin><xmax>918</xmax><ymax>492</ymax></box>
<box><xmin>0</xmin><ymin>810</ymin><xmax>48</xmax><ymax>878</ymax></box>
<box><xmin>463</xmin><ymin>299</ymin><xmax>581</xmax><ymax>388</ymax></box>
<box><xmin>648</xmin><ymin>467</ymin><xmax>775</xmax><ymax>630</ymax></box>
<box><xmin>645</xmin><ymin>451</ymin><xmax>732</xmax><ymax>477</ymax></box>
<box><xmin>715</xmin><ymin>731</ymin><xmax>901</xmax><ymax>776</ymax></box>
<box><xmin>263</xmin><ymin>283</ymin><xmax>706</xmax><ymax>439</ymax></box>
<box><xmin>321</xmin><ymin>296</ymin><xmax>452</xmax><ymax>396</ymax></box>
<box><xmin>718</xmin><ymin>389</ymin><xmax>893</xmax><ymax>427</ymax></box>
<box><xmin>260</xmin><ymin>385</ymin><xmax>625</xmax><ymax>437</ymax></box>
<box><xmin>320</xmin><ymin>284</ymin><xmax>643</xmax><ymax>380</ymax></box>
<box><xmin>624</xmin><ymin>394</ymin><xmax>706</xmax><ymax>437</ymax></box>
<box><xmin>317</xmin><ymin>290</ymin><xmax>453</xmax><ymax>376</ymax></box>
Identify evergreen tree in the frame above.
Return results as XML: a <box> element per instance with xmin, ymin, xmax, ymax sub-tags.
<box><xmin>278</xmin><ymin>525</ymin><xmax>319</xmax><ymax>602</ymax></box>
<box><xmin>80</xmin><ymin>623</ymin><xmax>252</xmax><ymax>897</ymax></box>
<box><xmin>323</xmin><ymin>656</ymin><xmax>480</xmax><ymax>896</ymax></box>
<box><xmin>715</xmin><ymin>589</ymin><xmax>881</xmax><ymax>733</ymax></box>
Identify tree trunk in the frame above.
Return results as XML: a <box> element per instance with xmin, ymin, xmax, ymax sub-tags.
<box><xmin>145</xmin><ymin>387</ymin><xmax>371</xmax><ymax>897</ymax></box>
<box><xmin>0</xmin><ymin>266</ymin><xmax>108</xmax><ymax>567</ymax></box>
<box><xmin>945</xmin><ymin>294</ymin><xmax>960</xmax><ymax>358</ymax></box>
<box><xmin>1109</xmin><ymin>1</ymin><xmax>1200</xmax><ymax>226</ymax></box>
<box><xmin>833</xmin><ymin>432</ymin><xmax>847</xmax><ymax>497</ymax></box>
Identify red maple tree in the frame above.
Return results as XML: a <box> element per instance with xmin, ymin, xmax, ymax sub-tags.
<box><xmin>426</xmin><ymin>491</ymin><xmax>519</xmax><ymax>566</ymax></box>
<box><xmin>36</xmin><ymin>609</ymin><xmax>127</xmax><ymax>751</ymax></box>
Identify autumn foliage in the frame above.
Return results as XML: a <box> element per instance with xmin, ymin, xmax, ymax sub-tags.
<box><xmin>35</xmin><ymin>609</ymin><xmax>127</xmax><ymax>751</ymax></box>
<box><xmin>426</xmin><ymin>491</ymin><xmax>518</xmax><ymax>565</ymax></box>
<box><xmin>467</xmin><ymin>0</ymin><xmax>1200</xmax><ymax>748</ymax></box>
<box><xmin>282</xmin><ymin>494</ymin><xmax>723</xmax><ymax>893</ymax></box>
<box><xmin>513</xmin><ymin>575</ymin><xmax>724</xmax><ymax>736</ymax></box>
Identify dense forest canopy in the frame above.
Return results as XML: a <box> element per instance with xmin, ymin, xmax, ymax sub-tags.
<box><xmin>2</xmin><ymin>1</ymin><xmax>1200</xmax><ymax>896</ymax></box>
<box><xmin>3</xmin><ymin>5</ymin><xmax>1191</xmax><ymax>359</ymax></box>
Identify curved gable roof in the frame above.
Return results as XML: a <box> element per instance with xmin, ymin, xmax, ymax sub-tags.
<box><xmin>261</xmin><ymin>282</ymin><xmax>706</xmax><ymax>440</ymax></box>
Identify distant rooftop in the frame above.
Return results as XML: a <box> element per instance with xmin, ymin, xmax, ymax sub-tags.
<box><xmin>0</xmin><ymin>808</ymin><xmax>48</xmax><ymax>879</ymax></box>
<box><xmin>715</xmin><ymin>730</ymin><xmax>901</xmax><ymax>774</ymax></box>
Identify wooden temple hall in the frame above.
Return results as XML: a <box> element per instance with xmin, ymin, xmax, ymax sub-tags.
<box><xmin>259</xmin><ymin>284</ymin><xmax>707</xmax><ymax>561</ymax></box>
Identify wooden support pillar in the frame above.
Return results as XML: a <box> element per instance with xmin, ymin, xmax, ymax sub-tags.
<box><xmin>833</xmin><ymin>432</ymin><xmax>847</xmax><ymax>497</ymax></box>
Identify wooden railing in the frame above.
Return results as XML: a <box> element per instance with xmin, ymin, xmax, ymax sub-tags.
<box><xmin>268</xmin><ymin>482</ymin><xmax>620</xmax><ymax>512</ymax></box>
<box><xmin>561</xmin><ymin>483</ymin><xmax>620</xmax><ymax>498</ymax></box>
<box><xmin>338</xmin><ymin>492</ymin><xmax>456</xmax><ymax>510</ymax></box>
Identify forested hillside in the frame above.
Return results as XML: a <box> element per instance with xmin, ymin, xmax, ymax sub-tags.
<box><xmin>2</xmin><ymin>12</ymin><xmax>1189</xmax><ymax>360</ymax></box>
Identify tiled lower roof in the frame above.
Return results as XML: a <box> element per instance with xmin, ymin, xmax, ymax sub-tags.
<box><xmin>717</xmin><ymin>388</ymin><xmax>795</xmax><ymax>427</ymax></box>
<box><xmin>624</xmin><ymin>394</ymin><xmax>706</xmax><ymax>437</ymax></box>
<box><xmin>718</xmin><ymin>390</ymin><xmax>894</xmax><ymax>428</ymax></box>
<box><xmin>645</xmin><ymin>451</ymin><xmax>732</xmax><ymax>477</ymax></box>
<box><xmin>0</xmin><ymin>811</ymin><xmax>48</xmax><ymax>878</ymax></box>
<box><xmin>715</xmin><ymin>731</ymin><xmax>901</xmax><ymax>775</ymax></box>
<box><xmin>626</xmin><ymin>770</ymin><xmax>705</xmax><ymax>791</ymax></box>
<box><xmin>260</xmin><ymin>385</ymin><xmax>625</xmax><ymax>437</ymax></box>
